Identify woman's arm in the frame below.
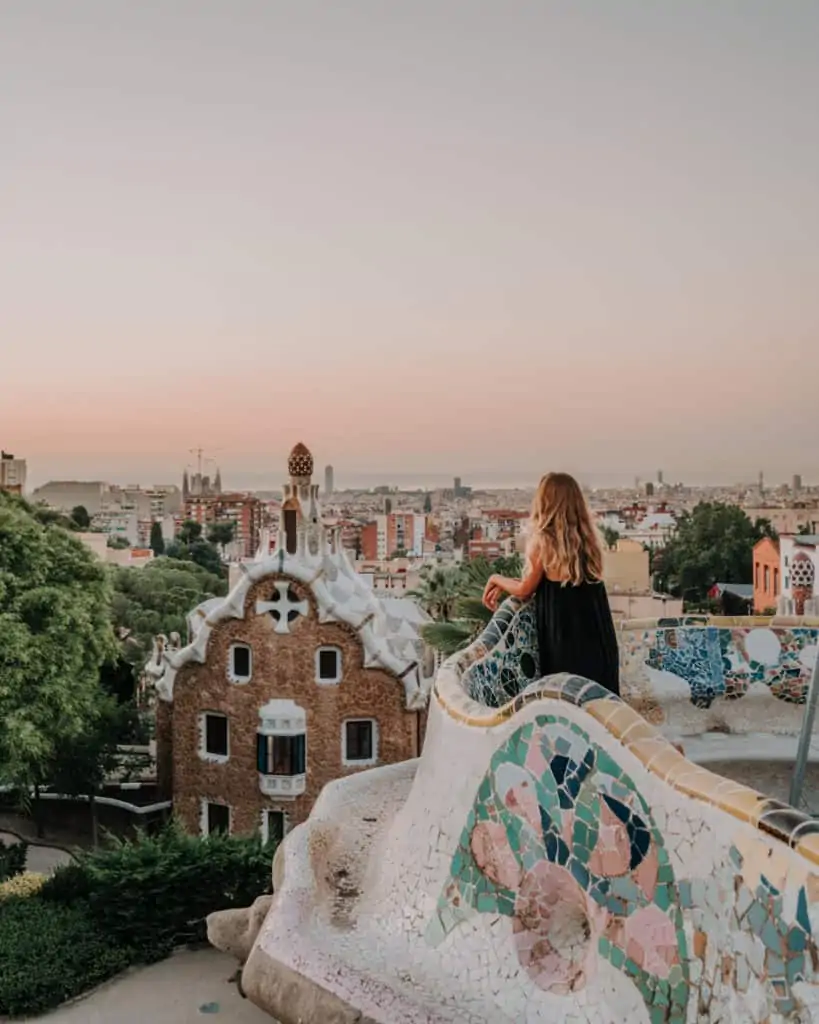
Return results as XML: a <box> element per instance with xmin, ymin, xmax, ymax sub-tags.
<box><xmin>482</xmin><ymin>560</ymin><xmax>543</xmax><ymax>609</ymax></box>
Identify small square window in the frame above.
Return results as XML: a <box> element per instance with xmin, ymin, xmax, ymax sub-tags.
<box><xmin>342</xmin><ymin>719</ymin><xmax>377</xmax><ymax>766</ymax></box>
<box><xmin>229</xmin><ymin>644</ymin><xmax>252</xmax><ymax>683</ymax></box>
<box><xmin>204</xmin><ymin>714</ymin><xmax>228</xmax><ymax>759</ymax></box>
<box><xmin>316</xmin><ymin>646</ymin><xmax>341</xmax><ymax>683</ymax></box>
<box><xmin>205</xmin><ymin>802</ymin><xmax>230</xmax><ymax>835</ymax></box>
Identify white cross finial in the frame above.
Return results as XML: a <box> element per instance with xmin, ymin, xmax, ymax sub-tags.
<box><xmin>256</xmin><ymin>581</ymin><xmax>309</xmax><ymax>634</ymax></box>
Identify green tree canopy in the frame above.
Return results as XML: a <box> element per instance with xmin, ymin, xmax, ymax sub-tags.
<box><xmin>653</xmin><ymin>502</ymin><xmax>776</xmax><ymax>608</ymax></box>
<box><xmin>70</xmin><ymin>505</ymin><xmax>91</xmax><ymax>529</ymax></box>
<box><xmin>0</xmin><ymin>494</ymin><xmax>116</xmax><ymax>791</ymax></box>
<box><xmin>109</xmin><ymin>557</ymin><xmax>227</xmax><ymax>665</ymax></box>
<box><xmin>149</xmin><ymin>522</ymin><xmax>165</xmax><ymax>556</ymax></box>
<box><xmin>601</xmin><ymin>526</ymin><xmax>620</xmax><ymax>550</ymax></box>
<box><xmin>207</xmin><ymin>521</ymin><xmax>235</xmax><ymax>551</ymax></box>
<box><xmin>176</xmin><ymin>520</ymin><xmax>203</xmax><ymax>545</ymax></box>
<box><xmin>49</xmin><ymin>693</ymin><xmax>149</xmax><ymax>846</ymax></box>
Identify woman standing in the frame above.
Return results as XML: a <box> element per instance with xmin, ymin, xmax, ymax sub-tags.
<box><xmin>482</xmin><ymin>472</ymin><xmax>619</xmax><ymax>695</ymax></box>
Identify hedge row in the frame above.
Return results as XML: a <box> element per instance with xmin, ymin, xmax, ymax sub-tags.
<box><xmin>0</xmin><ymin>822</ymin><xmax>275</xmax><ymax>1018</ymax></box>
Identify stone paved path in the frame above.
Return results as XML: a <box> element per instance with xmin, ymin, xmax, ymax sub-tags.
<box><xmin>0</xmin><ymin>831</ymin><xmax>73</xmax><ymax>875</ymax></box>
<box><xmin>31</xmin><ymin>948</ymin><xmax>275</xmax><ymax>1023</ymax></box>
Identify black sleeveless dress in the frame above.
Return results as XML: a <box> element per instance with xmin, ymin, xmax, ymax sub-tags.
<box><xmin>534</xmin><ymin>573</ymin><xmax>620</xmax><ymax>695</ymax></box>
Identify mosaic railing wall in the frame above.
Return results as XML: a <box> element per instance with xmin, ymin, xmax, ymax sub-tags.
<box><xmin>426</xmin><ymin>613</ymin><xmax>819</xmax><ymax>1021</ymax></box>
<box><xmin>462</xmin><ymin>601</ymin><xmax>819</xmax><ymax>735</ymax></box>
<box><xmin>461</xmin><ymin>597</ymin><xmax>538</xmax><ymax>707</ymax></box>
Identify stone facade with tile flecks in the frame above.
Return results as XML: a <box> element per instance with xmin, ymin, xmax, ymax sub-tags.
<box><xmin>164</xmin><ymin>574</ymin><xmax>421</xmax><ymax>836</ymax></box>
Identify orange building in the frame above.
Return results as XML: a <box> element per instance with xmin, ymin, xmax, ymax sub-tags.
<box><xmin>753</xmin><ymin>536</ymin><xmax>781</xmax><ymax>613</ymax></box>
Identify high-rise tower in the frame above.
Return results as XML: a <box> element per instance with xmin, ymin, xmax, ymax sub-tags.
<box><xmin>324</xmin><ymin>464</ymin><xmax>334</xmax><ymax>496</ymax></box>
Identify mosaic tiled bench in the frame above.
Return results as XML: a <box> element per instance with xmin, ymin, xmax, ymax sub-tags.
<box><xmin>210</xmin><ymin>603</ymin><xmax>819</xmax><ymax>1024</ymax></box>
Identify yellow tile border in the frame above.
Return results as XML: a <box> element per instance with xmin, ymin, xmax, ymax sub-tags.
<box><xmin>795</xmin><ymin>834</ymin><xmax>819</xmax><ymax>867</ymax></box>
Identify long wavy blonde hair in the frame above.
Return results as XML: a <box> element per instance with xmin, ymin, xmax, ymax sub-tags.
<box><xmin>527</xmin><ymin>472</ymin><xmax>603</xmax><ymax>585</ymax></box>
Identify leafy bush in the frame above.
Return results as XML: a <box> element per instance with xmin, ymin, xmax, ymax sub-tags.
<box><xmin>36</xmin><ymin>860</ymin><xmax>91</xmax><ymax>903</ymax></box>
<box><xmin>0</xmin><ymin>898</ymin><xmax>132</xmax><ymax>1017</ymax></box>
<box><xmin>0</xmin><ymin>871</ymin><xmax>46</xmax><ymax>901</ymax></box>
<box><xmin>0</xmin><ymin>839</ymin><xmax>27</xmax><ymax>882</ymax></box>
<box><xmin>41</xmin><ymin>822</ymin><xmax>274</xmax><ymax>962</ymax></box>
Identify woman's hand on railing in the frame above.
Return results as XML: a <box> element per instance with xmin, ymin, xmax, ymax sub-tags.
<box><xmin>482</xmin><ymin>576</ymin><xmax>503</xmax><ymax>611</ymax></box>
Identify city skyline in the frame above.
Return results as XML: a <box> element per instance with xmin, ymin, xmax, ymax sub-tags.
<box><xmin>3</xmin><ymin>2</ymin><xmax>818</xmax><ymax>480</ymax></box>
<box><xmin>19</xmin><ymin>454</ymin><xmax>817</xmax><ymax>495</ymax></box>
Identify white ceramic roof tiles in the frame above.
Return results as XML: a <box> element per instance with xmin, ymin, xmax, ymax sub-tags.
<box><xmin>149</xmin><ymin>541</ymin><xmax>427</xmax><ymax>708</ymax></box>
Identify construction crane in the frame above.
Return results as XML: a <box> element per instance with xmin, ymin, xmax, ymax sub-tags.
<box><xmin>189</xmin><ymin>447</ymin><xmax>205</xmax><ymax>477</ymax></box>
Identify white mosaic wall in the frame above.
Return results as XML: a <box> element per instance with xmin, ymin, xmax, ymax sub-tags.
<box><xmin>240</xmin><ymin>679</ymin><xmax>819</xmax><ymax>1023</ymax></box>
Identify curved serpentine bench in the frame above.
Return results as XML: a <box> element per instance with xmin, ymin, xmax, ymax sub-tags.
<box><xmin>209</xmin><ymin>599</ymin><xmax>819</xmax><ymax>1023</ymax></box>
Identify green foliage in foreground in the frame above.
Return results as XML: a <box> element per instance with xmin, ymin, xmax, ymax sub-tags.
<box><xmin>0</xmin><ymin>898</ymin><xmax>132</xmax><ymax>1017</ymax></box>
<box><xmin>40</xmin><ymin>823</ymin><xmax>274</xmax><ymax>959</ymax></box>
<box><xmin>0</xmin><ymin>823</ymin><xmax>275</xmax><ymax>1018</ymax></box>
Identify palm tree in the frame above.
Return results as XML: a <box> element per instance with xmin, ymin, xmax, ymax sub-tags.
<box><xmin>409</xmin><ymin>564</ymin><xmax>462</xmax><ymax>622</ymax></box>
<box><xmin>414</xmin><ymin>554</ymin><xmax>523</xmax><ymax>657</ymax></box>
<box><xmin>602</xmin><ymin>527</ymin><xmax>620</xmax><ymax>550</ymax></box>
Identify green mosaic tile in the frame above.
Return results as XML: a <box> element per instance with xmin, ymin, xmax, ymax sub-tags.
<box><xmin>672</xmin><ymin>979</ymin><xmax>689</xmax><ymax>1005</ymax></box>
<box><xmin>787</xmin><ymin>954</ymin><xmax>805</xmax><ymax>983</ymax></box>
<box><xmin>595</xmin><ymin>749</ymin><xmax>624</xmax><ymax>778</ymax></box>
<box><xmin>657</xmin><ymin>864</ymin><xmax>674</xmax><ymax>886</ymax></box>
<box><xmin>652</xmin><ymin>979</ymin><xmax>670</xmax><ymax>1006</ymax></box>
<box><xmin>654</xmin><ymin>884</ymin><xmax>671</xmax><ymax>911</ymax></box>
<box><xmin>761</xmin><ymin>918</ymin><xmax>783</xmax><ymax>951</ymax></box>
<box><xmin>797</xmin><ymin>886</ymin><xmax>811</xmax><ymax>934</ymax></box>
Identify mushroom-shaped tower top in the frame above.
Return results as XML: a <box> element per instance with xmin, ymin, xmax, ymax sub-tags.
<box><xmin>792</xmin><ymin>550</ymin><xmax>815</xmax><ymax>590</ymax></box>
<box><xmin>288</xmin><ymin>442</ymin><xmax>314</xmax><ymax>479</ymax></box>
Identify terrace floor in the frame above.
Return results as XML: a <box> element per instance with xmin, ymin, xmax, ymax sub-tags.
<box><xmin>34</xmin><ymin>948</ymin><xmax>274</xmax><ymax>1023</ymax></box>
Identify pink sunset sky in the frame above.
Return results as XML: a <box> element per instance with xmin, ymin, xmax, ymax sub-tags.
<box><xmin>2</xmin><ymin>2</ymin><xmax>818</xmax><ymax>490</ymax></box>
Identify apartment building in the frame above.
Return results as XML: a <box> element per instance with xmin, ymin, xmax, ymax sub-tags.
<box><xmin>0</xmin><ymin>451</ymin><xmax>26</xmax><ymax>494</ymax></box>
